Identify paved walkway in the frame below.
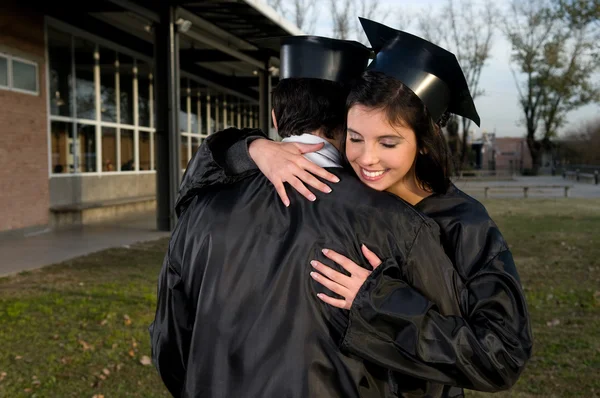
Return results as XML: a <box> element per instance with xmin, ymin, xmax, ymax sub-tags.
<box><xmin>0</xmin><ymin>212</ymin><xmax>170</xmax><ymax>277</ymax></box>
<box><xmin>454</xmin><ymin>176</ymin><xmax>600</xmax><ymax>199</ymax></box>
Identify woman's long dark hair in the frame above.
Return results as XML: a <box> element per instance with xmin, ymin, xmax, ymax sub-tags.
<box><xmin>343</xmin><ymin>70</ymin><xmax>453</xmax><ymax>194</ymax></box>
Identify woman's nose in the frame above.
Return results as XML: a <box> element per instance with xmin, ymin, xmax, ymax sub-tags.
<box><xmin>358</xmin><ymin>146</ymin><xmax>379</xmax><ymax>166</ymax></box>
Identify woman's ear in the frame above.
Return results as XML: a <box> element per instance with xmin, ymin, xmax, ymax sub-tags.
<box><xmin>271</xmin><ymin>109</ymin><xmax>278</xmax><ymax>130</ymax></box>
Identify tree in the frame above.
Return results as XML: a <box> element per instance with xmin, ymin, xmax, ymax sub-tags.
<box><xmin>561</xmin><ymin>117</ymin><xmax>600</xmax><ymax>165</ymax></box>
<box><xmin>330</xmin><ymin>0</ymin><xmax>355</xmax><ymax>39</ymax></box>
<box><xmin>417</xmin><ymin>0</ymin><xmax>497</xmax><ymax>170</ymax></box>
<box><xmin>354</xmin><ymin>0</ymin><xmax>389</xmax><ymax>44</ymax></box>
<box><xmin>267</xmin><ymin>0</ymin><xmax>319</xmax><ymax>34</ymax></box>
<box><xmin>328</xmin><ymin>0</ymin><xmax>389</xmax><ymax>41</ymax></box>
<box><xmin>501</xmin><ymin>0</ymin><xmax>599</xmax><ymax>172</ymax></box>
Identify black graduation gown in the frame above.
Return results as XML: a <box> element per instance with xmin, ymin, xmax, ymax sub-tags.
<box><xmin>149</xmin><ymin>128</ymin><xmax>465</xmax><ymax>398</ymax></box>
<box><xmin>174</xmin><ymin>128</ymin><xmax>534</xmax><ymax>397</ymax></box>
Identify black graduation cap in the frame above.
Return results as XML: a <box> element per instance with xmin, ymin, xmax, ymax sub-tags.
<box><xmin>358</xmin><ymin>17</ymin><xmax>481</xmax><ymax>126</ymax></box>
<box><xmin>255</xmin><ymin>35</ymin><xmax>372</xmax><ymax>83</ymax></box>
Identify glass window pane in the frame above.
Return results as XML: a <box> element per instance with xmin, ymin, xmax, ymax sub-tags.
<box><xmin>119</xmin><ymin>53</ymin><xmax>134</xmax><ymax>125</ymax></box>
<box><xmin>51</xmin><ymin>121</ymin><xmax>73</xmax><ymax>174</ymax></box>
<box><xmin>100</xmin><ymin>47</ymin><xmax>117</xmax><ymax>122</ymax></box>
<box><xmin>0</xmin><ymin>57</ymin><xmax>7</xmax><ymax>87</ymax></box>
<box><xmin>152</xmin><ymin>132</ymin><xmax>157</xmax><ymax>171</ymax></box>
<box><xmin>101</xmin><ymin>127</ymin><xmax>117</xmax><ymax>172</ymax></box>
<box><xmin>12</xmin><ymin>60</ymin><xmax>37</xmax><ymax>92</ymax></box>
<box><xmin>77</xmin><ymin>124</ymin><xmax>97</xmax><ymax>172</ymax></box>
<box><xmin>138</xmin><ymin>61</ymin><xmax>152</xmax><ymax>127</ymax></box>
<box><xmin>214</xmin><ymin>96</ymin><xmax>222</xmax><ymax>132</ymax></box>
<box><xmin>191</xmin><ymin>136</ymin><xmax>201</xmax><ymax>157</ymax></box>
<box><xmin>48</xmin><ymin>28</ymin><xmax>72</xmax><ymax>116</ymax></box>
<box><xmin>190</xmin><ymin>82</ymin><xmax>200</xmax><ymax>134</ymax></box>
<box><xmin>120</xmin><ymin>129</ymin><xmax>134</xmax><ymax>170</ymax></box>
<box><xmin>181</xmin><ymin>134</ymin><xmax>189</xmax><ymax>169</ymax></box>
<box><xmin>74</xmin><ymin>38</ymin><xmax>96</xmax><ymax>120</ymax></box>
<box><xmin>207</xmin><ymin>93</ymin><xmax>215</xmax><ymax>135</ymax></box>
<box><xmin>180</xmin><ymin>78</ymin><xmax>189</xmax><ymax>133</ymax></box>
<box><xmin>139</xmin><ymin>131</ymin><xmax>151</xmax><ymax>171</ymax></box>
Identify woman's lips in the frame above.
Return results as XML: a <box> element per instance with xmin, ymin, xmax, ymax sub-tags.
<box><xmin>360</xmin><ymin>168</ymin><xmax>389</xmax><ymax>182</ymax></box>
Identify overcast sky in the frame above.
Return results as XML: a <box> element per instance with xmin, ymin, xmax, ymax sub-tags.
<box><xmin>274</xmin><ymin>0</ymin><xmax>599</xmax><ymax>139</ymax></box>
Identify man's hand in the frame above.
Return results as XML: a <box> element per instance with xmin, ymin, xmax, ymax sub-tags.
<box><xmin>248</xmin><ymin>138</ymin><xmax>340</xmax><ymax>207</ymax></box>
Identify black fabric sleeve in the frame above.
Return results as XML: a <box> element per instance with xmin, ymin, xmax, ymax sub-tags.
<box><xmin>148</xmin><ymin>253</ymin><xmax>192</xmax><ymax>398</ymax></box>
<box><xmin>175</xmin><ymin>128</ymin><xmax>269</xmax><ymax>216</ymax></box>
<box><xmin>340</xmin><ymin>223</ymin><xmax>533</xmax><ymax>392</ymax></box>
<box><xmin>225</xmin><ymin>135</ymin><xmax>265</xmax><ymax>174</ymax></box>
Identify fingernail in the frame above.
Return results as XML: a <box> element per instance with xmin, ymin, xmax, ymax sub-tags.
<box><xmin>310</xmin><ymin>272</ymin><xmax>317</xmax><ymax>279</ymax></box>
<box><xmin>333</xmin><ymin>177</ymin><xmax>340</xmax><ymax>183</ymax></box>
<box><xmin>322</xmin><ymin>249</ymin><xmax>329</xmax><ymax>255</ymax></box>
<box><xmin>326</xmin><ymin>187</ymin><xmax>332</xmax><ymax>193</ymax></box>
<box><xmin>317</xmin><ymin>293</ymin><xmax>323</xmax><ymax>298</ymax></box>
<box><xmin>284</xmin><ymin>200</ymin><xmax>290</xmax><ymax>207</ymax></box>
<box><xmin>310</xmin><ymin>260</ymin><xmax>317</xmax><ymax>268</ymax></box>
<box><xmin>309</xmin><ymin>194</ymin><xmax>316</xmax><ymax>201</ymax></box>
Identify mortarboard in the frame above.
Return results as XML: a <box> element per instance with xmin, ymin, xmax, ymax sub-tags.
<box><xmin>358</xmin><ymin>17</ymin><xmax>481</xmax><ymax>126</ymax></box>
<box><xmin>255</xmin><ymin>35</ymin><xmax>372</xmax><ymax>84</ymax></box>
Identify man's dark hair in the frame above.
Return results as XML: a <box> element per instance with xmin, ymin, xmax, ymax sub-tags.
<box><xmin>344</xmin><ymin>70</ymin><xmax>453</xmax><ymax>194</ymax></box>
<box><xmin>271</xmin><ymin>78</ymin><xmax>348</xmax><ymax>140</ymax></box>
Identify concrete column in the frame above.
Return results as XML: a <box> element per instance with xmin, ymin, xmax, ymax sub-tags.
<box><xmin>259</xmin><ymin>61</ymin><xmax>271</xmax><ymax>133</ymax></box>
<box><xmin>154</xmin><ymin>4</ymin><xmax>180</xmax><ymax>231</ymax></box>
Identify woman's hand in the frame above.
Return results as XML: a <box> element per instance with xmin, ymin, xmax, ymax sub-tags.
<box><xmin>310</xmin><ymin>245</ymin><xmax>382</xmax><ymax>310</ymax></box>
<box><xmin>248</xmin><ymin>139</ymin><xmax>339</xmax><ymax>207</ymax></box>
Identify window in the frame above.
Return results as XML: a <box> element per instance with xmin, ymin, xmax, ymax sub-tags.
<box><xmin>74</xmin><ymin>38</ymin><xmax>96</xmax><ymax>121</ymax></box>
<box><xmin>0</xmin><ymin>56</ymin><xmax>8</xmax><ymax>87</ymax></box>
<box><xmin>47</xmin><ymin>25</ymin><xmax>156</xmax><ymax>175</ymax></box>
<box><xmin>0</xmin><ymin>52</ymin><xmax>39</xmax><ymax>95</ymax></box>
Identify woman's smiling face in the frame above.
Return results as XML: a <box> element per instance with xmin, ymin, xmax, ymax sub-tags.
<box><xmin>345</xmin><ymin>105</ymin><xmax>419</xmax><ymax>194</ymax></box>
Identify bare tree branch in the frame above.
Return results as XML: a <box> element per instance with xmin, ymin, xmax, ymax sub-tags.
<box><xmin>330</xmin><ymin>0</ymin><xmax>355</xmax><ymax>39</ymax></box>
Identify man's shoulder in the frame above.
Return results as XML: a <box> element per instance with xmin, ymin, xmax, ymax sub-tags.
<box><xmin>323</xmin><ymin>168</ymin><xmax>427</xmax><ymax>222</ymax></box>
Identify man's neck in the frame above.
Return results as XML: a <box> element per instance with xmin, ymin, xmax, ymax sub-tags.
<box><xmin>310</xmin><ymin>129</ymin><xmax>341</xmax><ymax>151</ymax></box>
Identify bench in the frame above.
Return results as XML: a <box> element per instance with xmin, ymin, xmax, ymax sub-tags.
<box><xmin>457</xmin><ymin>170</ymin><xmax>515</xmax><ymax>181</ymax></box>
<box><xmin>482</xmin><ymin>185</ymin><xmax>572</xmax><ymax>198</ymax></box>
<box><xmin>563</xmin><ymin>170</ymin><xmax>599</xmax><ymax>184</ymax></box>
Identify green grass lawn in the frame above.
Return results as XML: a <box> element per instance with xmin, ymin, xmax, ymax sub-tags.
<box><xmin>1</xmin><ymin>198</ymin><xmax>599</xmax><ymax>397</ymax></box>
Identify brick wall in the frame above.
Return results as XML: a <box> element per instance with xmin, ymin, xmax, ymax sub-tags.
<box><xmin>495</xmin><ymin>138</ymin><xmax>533</xmax><ymax>172</ymax></box>
<box><xmin>0</xmin><ymin>5</ymin><xmax>49</xmax><ymax>232</ymax></box>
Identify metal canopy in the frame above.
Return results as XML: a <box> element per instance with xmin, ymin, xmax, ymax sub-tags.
<box><xmin>179</xmin><ymin>0</ymin><xmax>302</xmax><ymax>42</ymax></box>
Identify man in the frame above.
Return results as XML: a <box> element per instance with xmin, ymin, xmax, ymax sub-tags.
<box><xmin>149</xmin><ymin>35</ymin><xmax>463</xmax><ymax>398</ymax></box>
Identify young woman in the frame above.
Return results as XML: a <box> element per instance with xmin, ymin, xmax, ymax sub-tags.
<box><xmin>187</xmin><ymin>20</ymin><xmax>533</xmax><ymax>396</ymax></box>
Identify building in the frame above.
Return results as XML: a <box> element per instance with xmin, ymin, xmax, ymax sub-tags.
<box><xmin>494</xmin><ymin>137</ymin><xmax>533</xmax><ymax>174</ymax></box>
<box><xmin>0</xmin><ymin>0</ymin><xmax>302</xmax><ymax>234</ymax></box>
<box><xmin>470</xmin><ymin>133</ymin><xmax>533</xmax><ymax>174</ymax></box>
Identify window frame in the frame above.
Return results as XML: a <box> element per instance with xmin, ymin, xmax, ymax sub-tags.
<box><xmin>0</xmin><ymin>52</ymin><xmax>40</xmax><ymax>96</ymax></box>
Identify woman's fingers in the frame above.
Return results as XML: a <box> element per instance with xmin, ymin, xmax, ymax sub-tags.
<box><xmin>293</xmin><ymin>142</ymin><xmax>324</xmax><ymax>154</ymax></box>
<box><xmin>361</xmin><ymin>244</ymin><xmax>382</xmax><ymax>269</ymax></box>
<box><xmin>295</xmin><ymin>168</ymin><xmax>333</xmax><ymax>194</ymax></box>
<box><xmin>322</xmin><ymin>249</ymin><xmax>363</xmax><ymax>275</ymax></box>
<box><xmin>311</xmin><ymin>260</ymin><xmax>352</xmax><ymax>287</ymax></box>
<box><xmin>298</xmin><ymin>157</ymin><xmax>340</xmax><ymax>184</ymax></box>
<box><xmin>286</xmin><ymin>176</ymin><xmax>316</xmax><ymax>202</ymax></box>
<box><xmin>316</xmin><ymin>293</ymin><xmax>347</xmax><ymax>309</ymax></box>
<box><xmin>310</xmin><ymin>271</ymin><xmax>349</xmax><ymax>298</ymax></box>
<box><xmin>273</xmin><ymin>180</ymin><xmax>290</xmax><ymax>207</ymax></box>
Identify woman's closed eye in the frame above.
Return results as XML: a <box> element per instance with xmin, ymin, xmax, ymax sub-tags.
<box><xmin>349</xmin><ymin>137</ymin><xmax>363</xmax><ymax>143</ymax></box>
<box><xmin>380</xmin><ymin>139</ymin><xmax>400</xmax><ymax>148</ymax></box>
